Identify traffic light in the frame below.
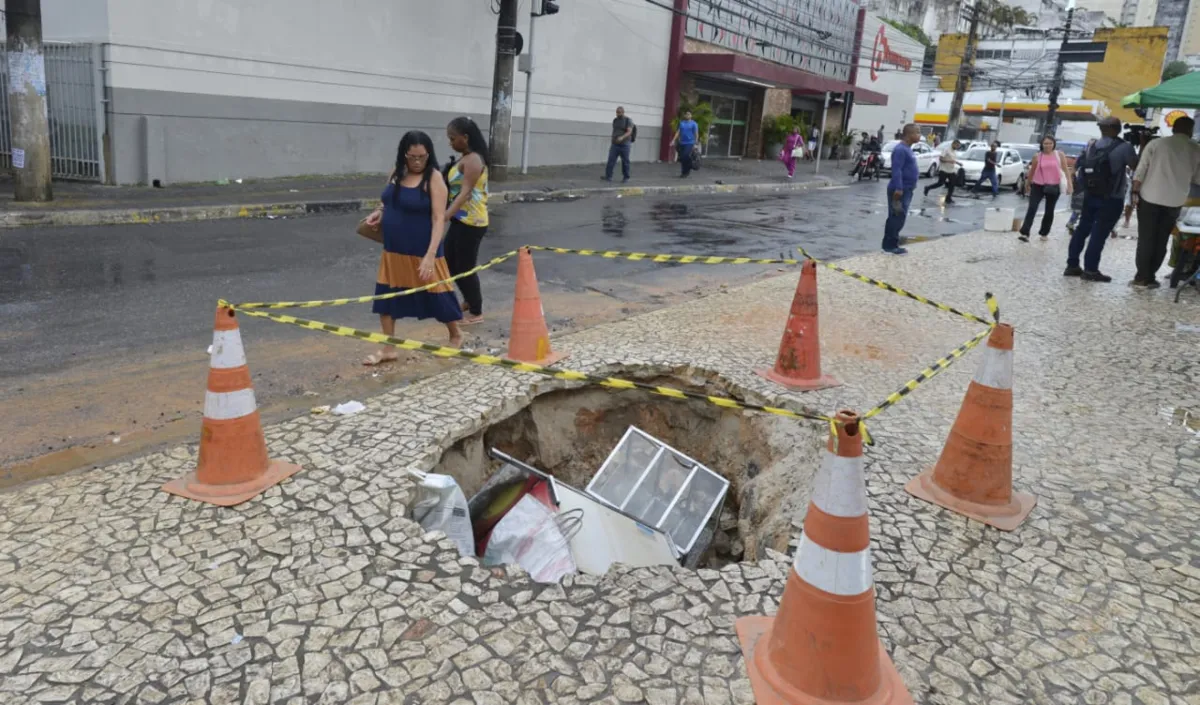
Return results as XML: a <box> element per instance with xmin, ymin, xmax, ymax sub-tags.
<box><xmin>541</xmin><ymin>0</ymin><xmax>559</xmax><ymax>15</ymax></box>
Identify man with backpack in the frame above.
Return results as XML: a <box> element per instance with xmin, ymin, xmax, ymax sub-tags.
<box><xmin>1065</xmin><ymin>117</ymin><xmax>1138</xmax><ymax>282</ymax></box>
<box><xmin>604</xmin><ymin>106</ymin><xmax>636</xmax><ymax>183</ymax></box>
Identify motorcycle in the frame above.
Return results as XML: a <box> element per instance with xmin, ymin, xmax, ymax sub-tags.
<box><xmin>850</xmin><ymin>150</ymin><xmax>881</xmax><ymax>181</ymax></box>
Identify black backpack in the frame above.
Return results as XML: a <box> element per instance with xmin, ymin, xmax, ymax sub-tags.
<box><xmin>630</xmin><ymin>122</ymin><xmax>638</xmax><ymax>144</ymax></box>
<box><xmin>1081</xmin><ymin>140</ymin><xmax>1118</xmax><ymax>196</ymax></box>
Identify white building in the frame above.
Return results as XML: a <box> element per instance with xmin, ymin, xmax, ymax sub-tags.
<box><xmin>848</xmin><ymin>15</ymin><xmax>927</xmax><ymax>135</ymax></box>
<box><xmin>14</xmin><ymin>0</ymin><xmax>672</xmax><ymax>184</ymax></box>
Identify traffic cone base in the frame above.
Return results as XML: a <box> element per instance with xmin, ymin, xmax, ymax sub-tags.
<box><xmin>756</xmin><ymin>366</ymin><xmax>840</xmax><ymax>392</ymax></box>
<box><xmin>737</xmin><ymin>615</ymin><xmax>913</xmax><ymax>705</ymax></box>
<box><xmin>905</xmin><ymin>469</ymin><xmax>1035</xmax><ymax>532</ymax></box>
<box><xmin>163</xmin><ymin>458</ymin><xmax>301</xmax><ymax>507</ymax></box>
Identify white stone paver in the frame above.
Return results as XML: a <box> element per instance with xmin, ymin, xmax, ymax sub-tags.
<box><xmin>1</xmin><ymin>231</ymin><xmax>1199</xmax><ymax>704</ymax></box>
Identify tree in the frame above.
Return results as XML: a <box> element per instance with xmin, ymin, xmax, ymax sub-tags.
<box><xmin>881</xmin><ymin>18</ymin><xmax>932</xmax><ymax>46</ymax></box>
<box><xmin>1163</xmin><ymin>60</ymin><xmax>1191</xmax><ymax>82</ymax></box>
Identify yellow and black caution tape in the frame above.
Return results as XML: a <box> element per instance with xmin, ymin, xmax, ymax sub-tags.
<box><xmin>796</xmin><ymin>246</ymin><xmax>998</xmax><ymax>326</ymax></box>
<box><xmin>863</xmin><ymin>325</ymin><xmax>994</xmax><ymax>420</ymax></box>
<box><xmin>526</xmin><ymin>245</ymin><xmax>803</xmax><ymax>266</ymax></box>
<box><xmin>233</xmin><ymin>251</ymin><xmax>520</xmax><ymax>310</ymax></box>
<box><xmin>227</xmin><ymin>305</ymin><xmax>837</xmax><ymax>426</ymax></box>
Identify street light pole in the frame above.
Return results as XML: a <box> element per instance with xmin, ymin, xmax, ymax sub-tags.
<box><xmin>815</xmin><ymin>91</ymin><xmax>830</xmax><ymax>174</ymax></box>
<box><xmin>519</xmin><ymin>4</ymin><xmax>537</xmax><ymax>175</ymax></box>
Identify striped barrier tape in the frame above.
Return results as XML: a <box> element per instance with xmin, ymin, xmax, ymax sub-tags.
<box><xmin>225</xmin><ymin>305</ymin><xmax>837</xmax><ymax>426</ymax></box>
<box><xmin>233</xmin><ymin>251</ymin><xmax>520</xmax><ymax>310</ymax></box>
<box><xmin>525</xmin><ymin>245</ymin><xmax>803</xmax><ymax>265</ymax></box>
<box><xmin>796</xmin><ymin>246</ymin><xmax>998</xmax><ymax>326</ymax></box>
<box><xmin>863</xmin><ymin>325</ymin><xmax>995</xmax><ymax>420</ymax></box>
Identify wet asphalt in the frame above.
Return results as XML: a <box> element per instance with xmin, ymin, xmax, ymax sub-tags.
<box><xmin>0</xmin><ymin>177</ymin><xmax>1030</xmax><ymax>468</ymax></box>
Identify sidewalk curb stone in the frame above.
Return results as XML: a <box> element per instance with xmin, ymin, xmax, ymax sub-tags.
<box><xmin>0</xmin><ymin>178</ymin><xmax>836</xmax><ymax>229</ymax></box>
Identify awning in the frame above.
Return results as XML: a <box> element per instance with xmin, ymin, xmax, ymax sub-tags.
<box><xmin>680</xmin><ymin>52</ymin><xmax>888</xmax><ymax>106</ymax></box>
<box><xmin>965</xmin><ymin>102</ymin><xmax>1102</xmax><ymax>122</ymax></box>
<box><xmin>1122</xmin><ymin>71</ymin><xmax>1200</xmax><ymax>109</ymax></box>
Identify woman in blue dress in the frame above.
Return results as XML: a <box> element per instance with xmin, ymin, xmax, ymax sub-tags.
<box><xmin>362</xmin><ymin>131</ymin><xmax>463</xmax><ymax>365</ymax></box>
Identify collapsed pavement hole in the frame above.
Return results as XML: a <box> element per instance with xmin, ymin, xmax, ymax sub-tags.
<box><xmin>432</xmin><ymin>370</ymin><xmax>824</xmax><ymax>568</ymax></box>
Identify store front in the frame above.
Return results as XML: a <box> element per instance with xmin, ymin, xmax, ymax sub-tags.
<box><xmin>695</xmin><ymin>79</ymin><xmax>753</xmax><ymax>157</ymax></box>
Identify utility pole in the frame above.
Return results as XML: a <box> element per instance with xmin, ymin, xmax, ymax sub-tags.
<box><xmin>6</xmin><ymin>0</ymin><xmax>53</xmax><ymax>201</ymax></box>
<box><xmin>519</xmin><ymin>3</ymin><xmax>537</xmax><ymax>175</ymax></box>
<box><xmin>488</xmin><ymin>0</ymin><xmax>519</xmax><ymax>181</ymax></box>
<box><xmin>945</xmin><ymin>0</ymin><xmax>981</xmax><ymax>143</ymax></box>
<box><xmin>1044</xmin><ymin>1</ymin><xmax>1076</xmax><ymax>136</ymax></box>
<box><xmin>814</xmin><ymin>92</ymin><xmax>830</xmax><ymax>174</ymax></box>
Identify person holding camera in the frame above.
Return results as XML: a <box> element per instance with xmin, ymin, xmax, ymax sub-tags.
<box><xmin>1130</xmin><ymin>116</ymin><xmax>1200</xmax><ymax>287</ymax></box>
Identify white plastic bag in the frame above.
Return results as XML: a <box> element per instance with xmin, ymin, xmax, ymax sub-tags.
<box><xmin>409</xmin><ymin>471</ymin><xmax>475</xmax><ymax>558</ymax></box>
<box><xmin>483</xmin><ymin>495</ymin><xmax>577</xmax><ymax>583</ymax></box>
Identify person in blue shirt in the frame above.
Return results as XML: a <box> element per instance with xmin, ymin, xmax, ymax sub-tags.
<box><xmin>882</xmin><ymin>124</ymin><xmax>921</xmax><ymax>255</ymax></box>
<box><xmin>672</xmin><ymin>110</ymin><xmax>700</xmax><ymax>178</ymax></box>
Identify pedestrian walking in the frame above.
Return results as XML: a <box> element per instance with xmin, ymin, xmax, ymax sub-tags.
<box><xmin>876</xmin><ymin>125</ymin><xmax>885</xmax><ymax>144</ymax></box>
<box><xmin>1065</xmin><ymin>116</ymin><xmax>1138</xmax><ymax>282</ymax></box>
<box><xmin>882</xmin><ymin>123</ymin><xmax>921</xmax><ymax>255</ymax></box>
<box><xmin>444</xmin><ymin>117</ymin><xmax>490</xmax><ymax>325</ymax></box>
<box><xmin>1130</xmin><ymin>115</ymin><xmax>1200</xmax><ymax>287</ymax></box>
<box><xmin>1018</xmin><ymin>135</ymin><xmax>1071</xmax><ymax>242</ymax></box>
<box><xmin>972</xmin><ymin>141</ymin><xmax>1001</xmax><ymax>198</ymax></box>
<box><xmin>603</xmin><ymin>106</ymin><xmax>635</xmax><ymax>182</ymax></box>
<box><xmin>780</xmin><ymin>123</ymin><xmax>803</xmax><ymax>178</ymax></box>
<box><xmin>807</xmin><ymin>125</ymin><xmax>820</xmax><ymax>161</ymax></box>
<box><xmin>362</xmin><ymin>131</ymin><xmax>462</xmax><ymax>364</ymax></box>
<box><xmin>924</xmin><ymin>139</ymin><xmax>961</xmax><ymax>204</ymax></box>
<box><xmin>672</xmin><ymin>110</ymin><xmax>699</xmax><ymax>178</ymax></box>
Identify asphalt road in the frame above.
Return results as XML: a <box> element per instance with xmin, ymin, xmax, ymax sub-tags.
<box><xmin>0</xmin><ymin>177</ymin><xmax>1030</xmax><ymax>481</ymax></box>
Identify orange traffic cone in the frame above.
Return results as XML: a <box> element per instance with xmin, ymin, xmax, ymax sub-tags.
<box><xmin>756</xmin><ymin>260</ymin><xmax>839</xmax><ymax>391</ymax></box>
<box><xmin>162</xmin><ymin>306</ymin><xmax>301</xmax><ymax>506</ymax></box>
<box><xmin>737</xmin><ymin>411</ymin><xmax>913</xmax><ymax>705</ymax></box>
<box><xmin>507</xmin><ymin>248</ymin><xmax>567</xmax><ymax>366</ymax></box>
<box><xmin>905</xmin><ymin>323</ymin><xmax>1035</xmax><ymax>531</ymax></box>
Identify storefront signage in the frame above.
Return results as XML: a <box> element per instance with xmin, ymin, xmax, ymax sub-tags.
<box><xmin>870</xmin><ymin>25</ymin><xmax>912</xmax><ymax>81</ymax></box>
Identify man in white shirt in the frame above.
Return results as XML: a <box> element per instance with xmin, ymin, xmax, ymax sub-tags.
<box><xmin>1131</xmin><ymin>116</ymin><xmax>1200</xmax><ymax>287</ymax></box>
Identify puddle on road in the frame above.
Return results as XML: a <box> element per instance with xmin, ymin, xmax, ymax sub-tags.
<box><xmin>1160</xmin><ymin>407</ymin><xmax>1200</xmax><ymax>435</ymax></box>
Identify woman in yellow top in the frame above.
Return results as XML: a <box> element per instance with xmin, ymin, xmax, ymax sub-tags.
<box><xmin>444</xmin><ymin>117</ymin><xmax>490</xmax><ymax>325</ymax></box>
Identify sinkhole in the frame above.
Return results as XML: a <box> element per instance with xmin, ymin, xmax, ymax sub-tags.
<box><xmin>432</xmin><ymin>370</ymin><xmax>824</xmax><ymax>569</ymax></box>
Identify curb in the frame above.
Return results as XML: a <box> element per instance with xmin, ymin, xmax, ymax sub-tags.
<box><xmin>0</xmin><ymin>177</ymin><xmax>837</xmax><ymax>229</ymax></box>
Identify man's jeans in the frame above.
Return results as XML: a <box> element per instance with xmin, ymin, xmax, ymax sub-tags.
<box><xmin>605</xmin><ymin>142</ymin><xmax>631</xmax><ymax>180</ymax></box>
<box><xmin>882</xmin><ymin>188</ymin><xmax>913</xmax><ymax>251</ymax></box>
<box><xmin>974</xmin><ymin>170</ymin><xmax>998</xmax><ymax>195</ymax></box>
<box><xmin>1135</xmin><ymin>199</ymin><xmax>1183</xmax><ymax>281</ymax></box>
<box><xmin>677</xmin><ymin>143</ymin><xmax>694</xmax><ymax>177</ymax></box>
<box><xmin>1067</xmin><ymin>195</ymin><xmax>1124</xmax><ymax>272</ymax></box>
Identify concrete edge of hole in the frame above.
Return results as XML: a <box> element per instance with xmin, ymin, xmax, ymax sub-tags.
<box><xmin>428</xmin><ymin>362</ymin><xmax>826</xmax><ymax>571</ymax></box>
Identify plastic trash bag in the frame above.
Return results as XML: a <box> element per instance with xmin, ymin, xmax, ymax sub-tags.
<box><xmin>483</xmin><ymin>495</ymin><xmax>578</xmax><ymax>583</ymax></box>
<box><xmin>409</xmin><ymin>471</ymin><xmax>475</xmax><ymax>558</ymax></box>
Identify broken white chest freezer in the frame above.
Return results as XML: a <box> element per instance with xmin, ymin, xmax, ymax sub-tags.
<box><xmin>585</xmin><ymin>426</ymin><xmax>730</xmax><ymax>561</ymax></box>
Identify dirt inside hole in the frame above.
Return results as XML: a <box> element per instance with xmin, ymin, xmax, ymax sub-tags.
<box><xmin>432</xmin><ymin>371</ymin><xmax>824</xmax><ymax>567</ymax></box>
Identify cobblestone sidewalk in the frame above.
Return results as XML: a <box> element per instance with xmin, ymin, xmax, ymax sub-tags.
<box><xmin>1</xmin><ymin>231</ymin><xmax>1198</xmax><ymax>704</ymax></box>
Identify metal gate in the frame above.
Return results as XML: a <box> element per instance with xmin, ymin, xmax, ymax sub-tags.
<box><xmin>0</xmin><ymin>42</ymin><xmax>104</xmax><ymax>181</ymax></box>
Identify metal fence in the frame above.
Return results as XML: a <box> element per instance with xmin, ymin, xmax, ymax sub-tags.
<box><xmin>0</xmin><ymin>42</ymin><xmax>104</xmax><ymax>181</ymax></box>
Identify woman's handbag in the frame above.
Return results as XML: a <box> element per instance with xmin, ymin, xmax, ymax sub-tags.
<box><xmin>357</xmin><ymin>212</ymin><xmax>383</xmax><ymax>244</ymax></box>
<box><xmin>791</xmin><ymin>146</ymin><xmax>805</xmax><ymax>159</ymax></box>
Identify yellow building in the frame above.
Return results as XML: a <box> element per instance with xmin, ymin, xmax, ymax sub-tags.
<box><xmin>1082</xmin><ymin>27</ymin><xmax>1170</xmax><ymax>123</ymax></box>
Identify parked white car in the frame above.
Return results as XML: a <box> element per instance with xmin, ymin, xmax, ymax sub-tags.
<box><xmin>958</xmin><ymin>146</ymin><xmax>1024</xmax><ymax>190</ymax></box>
<box><xmin>879</xmin><ymin>140</ymin><xmax>937</xmax><ymax>177</ymax></box>
<box><xmin>1003</xmin><ymin>143</ymin><xmax>1040</xmax><ymax>193</ymax></box>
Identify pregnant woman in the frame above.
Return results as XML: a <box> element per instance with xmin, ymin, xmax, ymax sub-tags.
<box><xmin>362</xmin><ymin>131</ymin><xmax>463</xmax><ymax>365</ymax></box>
